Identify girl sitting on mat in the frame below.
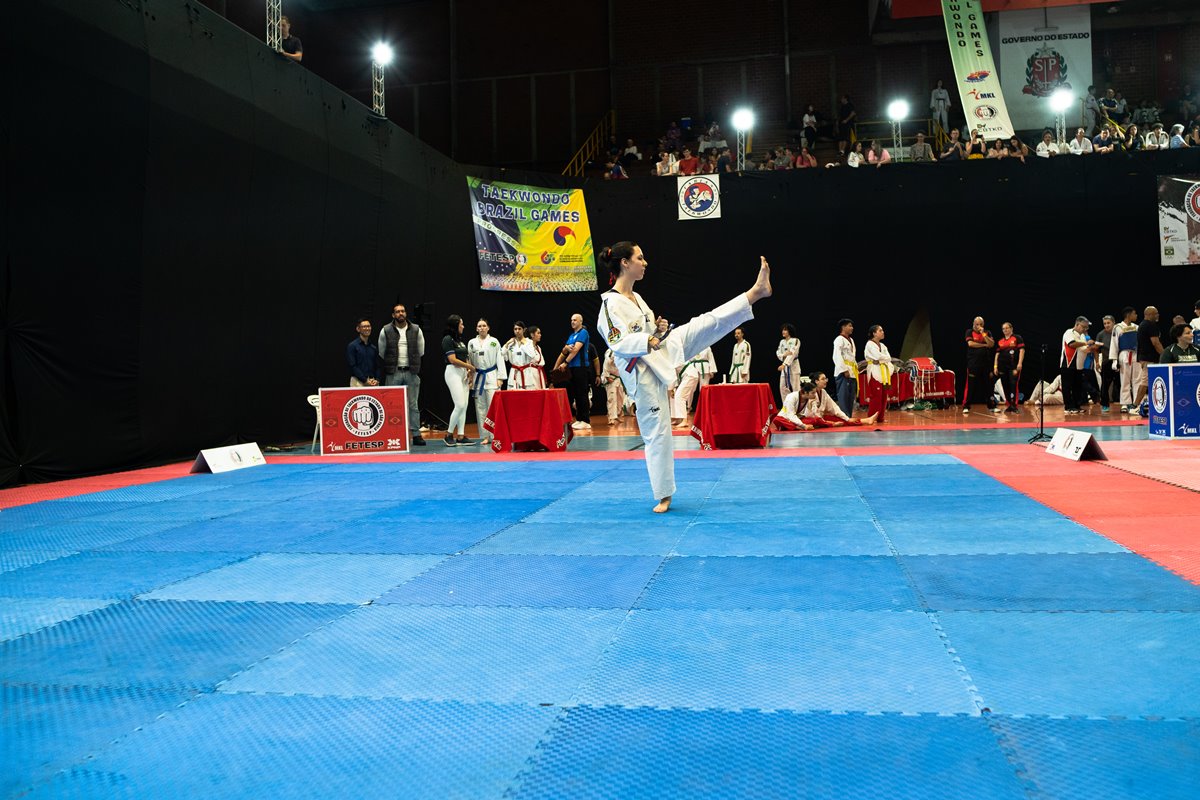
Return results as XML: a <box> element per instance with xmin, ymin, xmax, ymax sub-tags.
<box><xmin>774</xmin><ymin>376</ymin><xmax>817</xmax><ymax>431</ymax></box>
<box><xmin>802</xmin><ymin>371</ymin><xmax>878</xmax><ymax>427</ymax></box>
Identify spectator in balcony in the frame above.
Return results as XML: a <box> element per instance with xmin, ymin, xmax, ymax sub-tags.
<box><xmin>1068</xmin><ymin>128</ymin><xmax>1093</xmax><ymax>155</ymax></box>
<box><xmin>607</xmin><ymin>135</ymin><xmax>621</xmax><ymax>159</ymax></box>
<box><xmin>802</xmin><ymin>104</ymin><xmax>819</xmax><ymax>151</ymax></box>
<box><xmin>1188</xmin><ymin>124</ymin><xmax>1200</xmax><ymax>148</ymax></box>
<box><xmin>1132</xmin><ymin>99</ymin><xmax>1158</xmax><ymax>127</ymax></box>
<box><xmin>1092</xmin><ymin>127</ymin><xmax>1116</xmax><ymax>154</ymax></box>
<box><xmin>1178</xmin><ymin>84</ymin><xmax>1196</xmax><ymax>122</ymax></box>
<box><xmin>940</xmin><ymin>128</ymin><xmax>964</xmax><ymax>162</ymax></box>
<box><xmin>677</xmin><ymin>147</ymin><xmax>700</xmax><ymax>176</ymax></box>
<box><xmin>1168</xmin><ymin>124</ymin><xmax>1188</xmax><ymax>149</ymax></box>
<box><xmin>837</xmin><ymin>94</ymin><xmax>857</xmax><ymax>157</ymax></box>
<box><xmin>1113</xmin><ymin>91</ymin><xmax>1129</xmax><ymax>124</ymax></box>
<box><xmin>867</xmin><ymin>140</ymin><xmax>890</xmax><ymax>167</ymax></box>
<box><xmin>716</xmin><ymin>147</ymin><xmax>734</xmax><ymax>173</ymax></box>
<box><xmin>1144</xmin><ymin>122</ymin><xmax>1169</xmax><ymax>150</ymax></box>
<box><xmin>1099</xmin><ymin>88</ymin><xmax>1118</xmax><ymax>122</ymax></box>
<box><xmin>621</xmin><ymin>138</ymin><xmax>642</xmax><ymax>168</ymax></box>
<box><xmin>846</xmin><ymin>140</ymin><xmax>866</xmax><ymax>168</ymax></box>
<box><xmin>778</xmin><ymin>147</ymin><xmax>795</xmax><ymax>170</ymax></box>
<box><xmin>1083</xmin><ymin>86</ymin><xmax>1099</xmax><ymax>135</ymax></box>
<box><xmin>986</xmin><ymin>139</ymin><xmax>1008</xmax><ymax>159</ymax></box>
<box><xmin>1123</xmin><ymin>124</ymin><xmax>1143</xmax><ymax>152</ymax></box>
<box><xmin>279</xmin><ymin>16</ymin><xmax>303</xmax><ymax>63</ymax></box>
<box><xmin>930</xmin><ymin>79</ymin><xmax>952</xmax><ymax>132</ymax></box>
<box><xmin>655</xmin><ymin>150</ymin><xmax>677</xmax><ymax>177</ymax></box>
<box><xmin>796</xmin><ymin>146</ymin><xmax>817</xmax><ymax>168</ymax></box>
<box><xmin>1035</xmin><ymin>130</ymin><xmax>1058</xmax><ymax>158</ymax></box>
<box><xmin>704</xmin><ymin>152</ymin><xmax>719</xmax><ymax>173</ymax></box>
<box><xmin>909</xmin><ymin>131</ymin><xmax>935</xmax><ymax>162</ymax></box>
<box><xmin>1008</xmin><ymin>135</ymin><xmax>1029</xmax><ymax>163</ymax></box>
<box><xmin>605</xmin><ymin>158</ymin><xmax>629</xmax><ymax>180</ymax></box>
<box><xmin>665</xmin><ymin>121</ymin><xmax>682</xmax><ymax>151</ymax></box>
<box><xmin>965</xmin><ymin>130</ymin><xmax>986</xmax><ymax>159</ymax></box>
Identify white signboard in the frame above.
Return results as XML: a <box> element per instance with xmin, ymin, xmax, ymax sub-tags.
<box><xmin>190</xmin><ymin>442</ymin><xmax>267</xmax><ymax>474</ymax></box>
<box><xmin>1045</xmin><ymin>428</ymin><xmax>1107</xmax><ymax>462</ymax></box>
<box><xmin>998</xmin><ymin>6</ymin><xmax>1093</xmax><ymax>133</ymax></box>
<box><xmin>677</xmin><ymin>175</ymin><xmax>721</xmax><ymax>221</ymax></box>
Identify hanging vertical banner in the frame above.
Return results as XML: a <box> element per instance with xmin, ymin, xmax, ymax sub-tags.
<box><xmin>467</xmin><ymin>177</ymin><xmax>598</xmax><ymax>292</ymax></box>
<box><xmin>1157</xmin><ymin>175</ymin><xmax>1200</xmax><ymax>266</ymax></box>
<box><xmin>940</xmin><ymin>0</ymin><xmax>1015</xmax><ymax>140</ymax></box>
<box><xmin>998</xmin><ymin>7</ymin><xmax>1092</xmax><ymax>133</ymax></box>
<box><xmin>677</xmin><ymin>174</ymin><xmax>722</xmax><ymax>221</ymax></box>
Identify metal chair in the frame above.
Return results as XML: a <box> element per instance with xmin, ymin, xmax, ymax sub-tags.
<box><xmin>307</xmin><ymin>394</ymin><xmax>321</xmax><ymax>453</ymax></box>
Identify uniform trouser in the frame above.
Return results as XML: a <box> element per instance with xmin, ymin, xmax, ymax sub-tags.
<box><xmin>444</xmin><ymin>365</ymin><xmax>469</xmax><ymax>435</ymax></box>
<box><xmin>997</xmin><ymin>368</ymin><xmax>1018</xmax><ymax>408</ymax></box>
<box><xmin>933</xmin><ymin>107</ymin><xmax>948</xmax><ymax>131</ymax></box>
<box><xmin>1061</xmin><ymin>367</ymin><xmax>1082</xmax><ymax>411</ymax></box>
<box><xmin>779</xmin><ymin>363</ymin><xmax>802</xmax><ymax>407</ymax></box>
<box><xmin>1119</xmin><ymin>356</ymin><xmax>1137</xmax><ymax>406</ymax></box>
<box><xmin>1133</xmin><ymin>362</ymin><xmax>1151</xmax><ymax>403</ymax></box>
<box><xmin>638</xmin><ymin>294</ymin><xmax>754</xmax><ymax>500</ymax></box>
<box><xmin>386</xmin><ymin>369</ymin><xmax>421</xmax><ymax>432</ymax></box>
<box><xmin>730</xmin><ymin>365</ymin><xmax>749</xmax><ymax>384</ymax></box>
<box><xmin>672</xmin><ymin>372</ymin><xmax>703</xmax><ymax>418</ymax></box>
<box><xmin>964</xmin><ymin>370</ymin><xmax>993</xmax><ymax>407</ymax></box>
<box><xmin>569</xmin><ymin>366</ymin><xmax>591</xmax><ymax>422</ymax></box>
<box><xmin>835</xmin><ymin>374</ymin><xmax>857</xmax><ymax>417</ymax></box>
<box><xmin>605</xmin><ymin>380</ymin><xmax>627</xmax><ymax>421</ymax></box>
<box><xmin>866</xmin><ymin>377</ymin><xmax>888</xmax><ymax>422</ymax></box>
<box><xmin>473</xmin><ymin>383</ymin><xmax>497</xmax><ymax>438</ymax></box>
<box><xmin>1100</xmin><ymin>363</ymin><xmax>1120</xmax><ymax>406</ymax></box>
<box><xmin>1083</xmin><ymin>110</ymin><xmax>1097</xmax><ymax>137</ymax></box>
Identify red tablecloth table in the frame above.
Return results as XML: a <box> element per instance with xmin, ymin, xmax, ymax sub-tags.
<box><xmin>483</xmin><ymin>389</ymin><xmax>575</xmax><ymax>453</ymax></box>
<box><xmin>690</xmin><ymin>383</ymin><xmax>775</xmax><ymax>450</ymax></box>
<box><xmin>857</xmin><ymin>369</ymin><xmax>957</xmax><ymax>406</ymax></box>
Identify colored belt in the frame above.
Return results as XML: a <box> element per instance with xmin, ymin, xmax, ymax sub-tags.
<box><xmin>473</xmin><ymin>365</ymin><xmax>497</xmax><ymax>397</ymax></box>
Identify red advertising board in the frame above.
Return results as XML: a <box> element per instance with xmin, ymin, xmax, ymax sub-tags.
<box><xmin>318</xmin><ymin>387</ymin><xmax>409</xmax><ymax>455</ymax></box>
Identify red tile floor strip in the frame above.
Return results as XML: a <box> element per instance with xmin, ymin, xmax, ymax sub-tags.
<box><xmin>0</xmin><ymin>463</ymin><xmax>194</xmax><ymax>510</ymax></box>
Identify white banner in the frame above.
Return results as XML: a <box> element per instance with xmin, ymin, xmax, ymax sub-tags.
<box><xmin>1157</xmin><ymin>176</ymin><xmax>1200</xmax><ymax>266</ymax></box>
<box><xmin>677</xmin><ymin>174</ymin><xmax>721</xmax><ymax>221</ymax></box>
<box><xmin>998</xmin><ymin>6</ymin><xmax>1093</xmax><ymax>133</ymax></box>
<box><xmin>941</xmin><ymin>0</ymin><xmax>1014</xmax><ymax>141</ymax></box>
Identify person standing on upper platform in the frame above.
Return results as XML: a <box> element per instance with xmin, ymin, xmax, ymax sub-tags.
<box><xmin>279</xmin><ymin>16</ymin><xmax>303</xmax><ymax>63</ymax></box>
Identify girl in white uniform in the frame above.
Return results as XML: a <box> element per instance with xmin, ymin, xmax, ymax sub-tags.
<box><xmin>503</xmin><ymin>321</ymin><xmax>545</xmax><ymax>390</ymax></box>
<box><xmin>776</xmin><ymin>323</ymin><xmax>802</xmax><ymax>406</ymax></box>
<box><xmin>596</xmin><ymin>242</ymin><xmax>773</xmax><ymax>513</ymax></box>
<box><xmin>774</xmin><ymin>377</ymin><xmax>816</xmax><ymax>431</ymax></box>
<box><xmin>863</xmin><ymin>324</ymin><xmax>892</xmax><ymax>423</ymax></box>
<box><xmin>730</xmin><ymin>327</ymin><xmax>752</xmax><ymax>383</ymax></box>
<box><xmin>601</xmin><ymin>348</ymin><xmax>628</xmax><ymax>425</ymax></box>
<box><xmin>672</xmin><ymin>346</ymin><xmax>717</xmax><ymax>422</ymax></box>
<box><xmin>467</xmin><ymin>318</ymin><xmax>507</xmax><ymax>445</ymax></box>
<box><xmin>441</xmin><ymin>315</ymin><xmax>476</xmax><ymax>446</ymax></box>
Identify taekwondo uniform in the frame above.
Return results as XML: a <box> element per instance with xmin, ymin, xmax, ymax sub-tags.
<box><xmin>863</xmin><ymin>339</ymin><xmax>892</xmax><ymax>422</ymax></box>
<box><xmin>673</xmin><ymin>346</ymin><xmax>717</xmax><ymax>419</ymax></box>
<box><xmin>1111</xmin><ymin>320</ymin><xmax>1139</xmax><ymax>409</ymax></box>
<box><xmin>601</xmin><ymin>348</ymin><xmax>627</xmax><ymax>423</ymax></box>
<box><xmin>930</xmin><ymin>86</ymin><xmax>951</xmax><ymax>132</ymax></box>
<box><xmin>467</xmin><ymin>334</ymin><xmax>507</xmax><ymax>439</ymax></box>
<box><xmin>803</xmin><ymin>388</ymin><xmax>863</xmax><ymax>427</ymax></box>
<box><xmin>832</xmin><ymin>333</ymin><xmax>858</xmax><ymax>417</ymax></box>
<box><xmin>505</xmin><ymin>338</ymin><xmax>545</xmax><ymax>390</ymax></box>
<box><xmin>776</xmin><ymin>337</ymin><xmax>801</xmax><ymax>405</ymax></box>
<box><xmin>774</xmin><ymin>389</ymin><xmax>810</xmax><ymax>431</ymax></box>
<box><xmin>730</xmin><ymin>339</ymin><xmax>752</xmax><ymax>384</ymax></box>
<box><xmin>598</xmin><ymin>290</ymin><xmax>753</xmax><ymax>500</ymax></box>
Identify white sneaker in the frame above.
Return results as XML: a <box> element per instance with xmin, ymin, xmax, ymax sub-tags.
<box><xmin>581</xmin><ymin>422</ymin><xmax>592</xmax><ymax>429</ymax></box>
<box><xmin>571</xmin><ymin>421</ymin><xmax>585</xmax><ymax>429</ymax></box>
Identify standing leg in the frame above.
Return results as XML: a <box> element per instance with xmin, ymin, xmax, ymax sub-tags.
<box><xmin>445</xmin><ymin>366</ymin><xmax>469</xmax><ymax>436</ymax></box>
<box><xmin>569</xmin><ymin>366</ymin><xmax>591</xmax><ymax>424</ymax></box>
<box><xmin>1119</xmin><ymin>359</ymin><xmax>1135</xmax><ymax>408</ymax></box>
<box><xmin>835</xmin><ymin>374</ymin><xmax>856</xmax><ymax>417</ymax></box>
<box><xmin>673</xmin><ymin>372</ymin><xmax>698</xmax><ymax>420</ymax></box>
<box><xmin>636</xmin><ymin>382</ymin><xmax>676</xmax><ymax>511</ymax></box>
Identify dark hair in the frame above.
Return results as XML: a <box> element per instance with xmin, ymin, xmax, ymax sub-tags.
<box><xmin>445</xmin><ymin>314</ymin><xmax>463</xmax><ymax>339</ymax></box>
<box><xmin>809</xmin><ymin>370</ymin><xmax>827</xmax><ymax>383</ymax></box>
<box><xmin>476</xmin><ymin>317</ymin><xmax>489</xmax><ymax>326</ymax></box>
<box><xmin>837</xmin><ymin>318</ymin><xmax>853</xmax><ymax>330</ymax></box>
<box><xmin>1121</xmin><ymin>306</ymin><xmax>1136</xmax><ymax>319</ymax></box>
<box><xmin>1169</xmin><ymin>323</ymin><xmax>1190</xmax><ymax>342</ymax></box>
<box><xmin>513</xmin><ymin>320</ymin><xmax>525</xmax><ymax>329</ymax></box>
<box><xmin>356</xmin><ymin>317</ymin><xmax>371</xmax><ymax>327</ymax></box>
<box><xmin>868</xmin><ymin>324</ymin><xmax>883</xmax><ymax>337</ymax></box>
<box><xmin>780</xmin><ymin>323</ymin><xmax>797</xmax><ymax>337</ymax></box>
<box><xmin>598</xmin><ymin>241</ymin><xmax>638</xmax><ymax>283</ymax></box>
<box><xmin>525</xmin><ymin>325</ymin><xmax>540</xmax><ymax>337</ymax></box>
<box><xmin>1194</xmin><ymin>299</ymin><xmax>1200</xmax><ymax>310</ymax></box>
<box><xmin>734</xmin><ymin>326</ymin><xmax>745</xmax><ymax>336</ymax></box>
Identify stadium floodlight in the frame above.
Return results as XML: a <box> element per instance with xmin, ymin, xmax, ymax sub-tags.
<box><xmin>886</xmin><ymin>99</ymin><xmax>910</xmax><ymax>122</ymax></box>
<box><xmin>371</xmin><ymin>43</ymin><xmax>394</xmax><ymax>116</ymax></box>
<box><xmin>731</xmin><ymin>108</ymin><xmax>754</xmax><ymax>172</ymax></box>
<box><xmin>1049</xmin><ymin>89</ymin><xmax>1074</xmax><ymax>149</ymax></box>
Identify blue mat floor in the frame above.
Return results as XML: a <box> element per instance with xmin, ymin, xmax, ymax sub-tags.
<box><xmin>2</xmin><ymin>453</ymin><xmax>1197</xmax><ymax>799</ymax></box>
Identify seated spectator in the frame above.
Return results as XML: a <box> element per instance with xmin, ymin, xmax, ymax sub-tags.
<box><xmin>846</xmin><ymin>141</ymin><xmax>865</xmax><ymax>168</ymax></box>
<box><xmin>940</xmin><ymin>129</ymin><xmax>964</xmax><ymax>162</ymax></box>
<box><xmin>866</xmin><ymin>140</ymin><xmax>890</xmax><ymax>167</ymax></box>
<box><xmin>1124</xmin><ymin>124</ymin><xmax>1143</xmax><ymax>152</ymax></box>
<box><xmin>1092</xmin><ymin>127</ymin><xmax>1115</xmax><ymax>154</ymax></box>
<box><xmin>665</xmin><ymin>121</ymin><xmax>682</xmax><ymax>151</ymax></box>
<box><xmin>909</xmin><ymin>131</ymin><xmax>936</xmax><ymax>162</ymax></box>
<box><xmin>986</xmin><ymin>139</ymin><xmax>1008</xmax><ymax>159</ymax></box>
<box><xmin>796</xmin><ymin>146</ymin><xmax>818</xmax><ymax>168</ymax></box>
<box><xmin>1008</xmin><ymin>135</ymin><xmax>1029</xmax><ymax>162</ymax></box>
<box><xmin>621</xmin><ymin>138</ymin><xmax>642</xmax><ymax>166</ymax></box>
<box><xmin>1169</xmin><ymin>124</ymin><xmax>1188</xmax><ymax>149</ymax></box>
<box><xmin>704</xmin><ymin>152</ymin><xmax>719</xmax><ymax>173</ymax></box>
<box><xmin>715</xmin><ymin>147</ymin><xmax>733</xmax><ymax>173</ymax></box>
<box><xmin>1099</xmin><ymin>88</ymin><xmax>1118</xmax><ymax>121</ymax></box>
<box><xmin>1113</xmin><ymin>91</ymin><xmax>1128</xmax><ymax>124</ymax></box>
<box><xmin>777</xmin><ymin>146</ymin><xmax>795</xmax><ymax>170</ymax></box>
<box><xmin>1189</xmin><ymin>124</ymin><xmax>1200</xmax><ymax>148</ymax></box>
<box><xmin>1145</xmin><ymin>122</ymin><xmax>1170</xmax><ymax>150</ymax></box>
<box><xmin>801</xmin><ymin>104</ymin><xmax>819</xmax><ymax>150</ymax></box>
<box><xmin>1131</xmin><ymin>99</ymin><xmax>1156</xmax><ymax>126</ymax></box>
<box><xmin>697</xmin><ymin>133</ymin><xmax>713</xmax><ymax>152</ymax></box>
<box><xmin>1159</xmin><ymin>323</ymin><xmax>1198</xmax><ymax>363</ymax></box>
<box><xmin>1035</xmin><ymin>130</ymin><xmax>1058</xmax><ymax>158</ymax></box>
<box><xmin>607</xmin><ymin>135</ymin><xmax>621</xmax><ymax>158</ymax></box>
<box><xmin>605</xmin><ymin>158</ymin><xmax>629</xmax><ymax>180</ymax></box>
<box><xmin>1179</xmin><ymin>84</ymin><xmax>1197</xmax><ymax>123</ymax></box>
<box><xmin>677</xmin><ymin>147</ymin><xmax>700</xmax><ymax>175</ymax></box>
<box><xmin>1069</xmin><ymin>128</ymin><xmax>1093</xmax><ymax>155</ymax></box>
<box><xmin>965</xmin><ymin>130</ymin><xmax>987</xmax><ymax>159</ymax></box>
<box><xmin>654</xmin><ymin>150</ymin><xmax>677</xmax><ymax>177</ymax></box>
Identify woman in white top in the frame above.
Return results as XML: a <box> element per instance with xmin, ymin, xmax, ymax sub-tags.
<box><xmin>802</xmin><ymin>371</ymin><xmax>877</xmax><ymax>427</ymax></box>
<box><xmin>846</xmin><ymin>141</ymin><xmax>865</xmax><ymax>168</ymax></box>
<box><xmin>862</xmin><ymin>324</ymin><xmax>892</xmax><ymax>423</ymax></box>
<box><xmin>801</xmin><ymin>105</ymin><xmax>819</xmax><ymax>151</ymax></box>
<box><xmin>776</xmin><ymin>323</ymin><xmax>802</xmax><ymax>407</ymax></box>
<box><xmin>466</xmin><ymin>318</ymin><xmax>507</xmax><ymax>445</ymax></box>
<box><xmin>774</xmin><ymin>376</ymin><xmax>817</xmax><ymax>431</ymax></box>
<box><xmin>503</xmin><ymin>321</ymin><xmax>545</xmax><ymax>390</ymax></box>
<box><xmin>596</xmin><ymin>242</ymin><xmax>772</xmax><ymax>513</ymax></box>
<box><xmin>730</xmin><ymin>326</ymin><xmax>752</xmax><ymax>384</ymax></box>
<box><xmin>601</xmin><ymin>348</ymin><xmax>628</xmax><ymax>425</ymax></box>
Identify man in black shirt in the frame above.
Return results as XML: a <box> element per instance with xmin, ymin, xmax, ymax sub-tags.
<box><xmin>1134</xmin><ymin>306</ymin><xmax>1164</xmax><ymax>408</ymax></box>
<box><xmin>962</xmin><ymin>316</ymin><xmax>995</xmax><ymax>413</ymax></box>
<box><xmin>280</xmin><ymin>16</ymin><xmax>303</xmax><ymax>63</ymax></box>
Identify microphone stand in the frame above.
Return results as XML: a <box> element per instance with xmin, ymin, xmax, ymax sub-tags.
<box><xmin>1028</xmin><ymin>343</ymin><xmax>1052</xmax><ymax>444</ymax></box>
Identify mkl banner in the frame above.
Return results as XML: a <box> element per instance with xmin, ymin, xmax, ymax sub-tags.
<box><xmin>998</xmin><ymin>6</ymin><xmax>1092</xmax><ymax>133</ymax></box>
<box><xmin>940</xmin><ymin>0</ymin><xmax>1014</xmax><ymax>140</ymax></box>
<box><xmin>677</xmin><ymin>174</ymin><xmax>721</xmax><ymax>221</ymax></box>
<box><xmin>1157</xmin><ymin>175</ymin><xmax>1200</xmax><ymax>266</ymax></box>
<box><xmin>468</xmin><ymin>177</ymin><xmax>597</xmax><ymax>292</ymax></box>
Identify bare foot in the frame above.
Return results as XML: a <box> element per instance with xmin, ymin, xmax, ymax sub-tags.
<box><xmin>746</xmin><ymin>256</ymin><xmax>772</xmax><ymax>304</ymax></box>
<box><xmin>863</xmin><ymin>412</ymin><xmax>879</xmax><ymax>425</ymax></box>
<box><xmin>653</xmin><ymin>497</ymin><xmax>672</xmax><ymax>513</ymax></box>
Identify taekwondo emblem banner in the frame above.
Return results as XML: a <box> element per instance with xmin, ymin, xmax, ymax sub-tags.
<box><xmin>318</xmin><ymin>387</ymin><xmax>410</xmax><ymax>455</ymax></box>
<box><xmin>998</xmin><ymin>6</ymin><xmax>1092</xmax><ymax>132</ymax></box>
<box><xmin>467</xmin><ymin>177</ymin><xmax>597</xmax><ymax>292</ymax></box>
<box><xmin>677</xmin><ymin>174</ymin><xmax>721</xmax><ymax>221</ymax></box>
<box><xmin>1157</xmin><ymin>175</ymin><xmax>1200</xmax><ymax>266</ymax></box>
<box><xmin>940</xmin><ymin>0</ymin><xmax>1014</xmax><ymax>140</ymax></box>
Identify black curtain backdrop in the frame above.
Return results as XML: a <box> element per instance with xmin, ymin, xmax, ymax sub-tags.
<box><xmin>1</xmin><ymin>0</ymin><xmax>1197</xmax><ymax>487</ymax></box>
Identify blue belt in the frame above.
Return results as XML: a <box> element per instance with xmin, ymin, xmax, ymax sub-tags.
<box><xmin>473</xmin><ymin>365</ymin><xmax>497</xmax><ymax>397</ymax></box>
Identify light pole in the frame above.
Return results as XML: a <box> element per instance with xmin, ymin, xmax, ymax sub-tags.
<box><xmin>731</xmin><ymin>108</ymin><xmax>755</xmax><ymax>172</ymax></box>
<box><xmin>266</xmin><ymin>0</ymin><xmax>282</xmax><ymax>51</ymax></box>
<box><xmin>887</xmin><ymin>99</ymin><xmax>909</xmax><ymax>162</ymax></box>
<box><xmin>371</xmin><ymin>43</ymin><xmax>394</xmax><ymax>117</ymax></box>
<box><xmin>1050</xmin><ymin>89</ymin><xmax>1074</xmax><ymax>150</ymax></box>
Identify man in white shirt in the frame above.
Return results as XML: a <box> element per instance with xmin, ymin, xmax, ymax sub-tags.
<box><xmin>1036</xmin><ymin>131</ymin><xmax>1058</xmax><ymax>158</ymax></box>
<box><xmin>1083</xmin><ymin>86</ymin><xmax>1100</xmax><ymax>135</ymax></box>
<box><xmin>1069</xmin><ymin>129</ymin><xmax>1093</xmax><ymax>155</ymax></box>
<box><xmin>831</xmin><ymin>318</ymin><xmax>858</xmax><ymax>417</ymax></box>
<box><xmin>1061</xmin><ymin>316</ymin><xmax>1097</xmax><ymax>414</ymax></box>
<box><xmin>1144</xmin><ymin>123</ymin><xmax>1170</xmax><ymax>150</ymax></box>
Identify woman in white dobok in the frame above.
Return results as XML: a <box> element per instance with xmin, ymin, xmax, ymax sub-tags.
<box><xmin>596</xmin><ymin>242</ymin><xmax>772</xmax><ymax>513</ymax></box>
<box><xmin>503</xmin><ymin>321</ymin><xmax>545</xmax><ymax>390</ymax></box>
<box><xmin>466</xmin><ymin>318</ymin><xmax>506</xmax><ymax>445</ymax></box>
